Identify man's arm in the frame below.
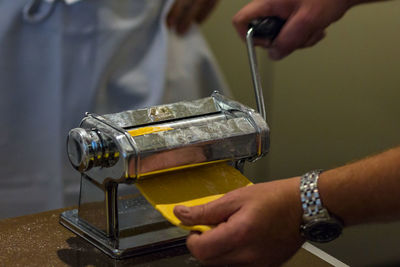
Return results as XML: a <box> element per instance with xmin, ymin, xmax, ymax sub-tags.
<box><xmin>233</xmin><ymin>0</ymin><xmax>388</xmax><ymax>60</ymax></box>
<box><xmin>320</xmin><ymin>146</ymin><xmax>400</xmax><ymax>226</ymax></box>
<box><xmin>174</xmin><ymin>147</ymin><xmax>400</xmax><ymax>266</ymax></box>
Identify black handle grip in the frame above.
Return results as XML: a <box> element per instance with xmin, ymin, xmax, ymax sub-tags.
<box><xmin>249</xmin><ymin>17</ymin><xmax>286</xmax><ymax>41</ymax></box>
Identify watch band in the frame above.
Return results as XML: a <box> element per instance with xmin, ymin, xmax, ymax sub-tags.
<box><xmin>300</xmin><ymin>169</ymin><xmax>326</xmax><ymax>220</ymax></box>
<box><xmin>300</xmin><ymin>169</ymin><xmax>343</xmax><ymax>242</ymax></box>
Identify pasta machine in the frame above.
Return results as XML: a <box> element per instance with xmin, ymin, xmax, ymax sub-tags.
<box><xmin>60</xmin><ymin>17</ymin><xmax>284</xmax><ymax>259</ymax></box>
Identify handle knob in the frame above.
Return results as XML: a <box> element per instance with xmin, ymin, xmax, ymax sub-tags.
<box><xmin>248</xmin><ymin>17</ymin><xmax>286</xmax><ymax>41</ymax></box>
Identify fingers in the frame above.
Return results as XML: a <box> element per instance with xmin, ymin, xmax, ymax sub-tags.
<box><xmin>233</xmin><ymin>0</ymin><xmax>332</xmax><ymax>60</ymax></box>
<box><xmin>301</xmin><ymin>30</ymin><xmax>326</xmax><ymax>48</ymax></box>
<box><xmin>185</xmin><ymin>223</ymin><xmax>233</xmax><ymax>261</ymax></box>
<box><xmin>174</xmin><ymin>191</ymin><xmax>253</xmax><ymax>263</ymax></box>
<box><xmin>174</xmin><ymin>192</ymin><xmax>241</xmax><ymax>225</ymax></box>
<box><xmin>188</xmin><ymin>231</ymin><xmax>257</xmax><ymax>266</ymax></box>
<box><xmin>167</xmin><ymin>0</ymin><xmax>188</xmax><ymax>32</ymax></box>
<box><xmin>167</xmin><ymin>0</ymin><xmax>218</xmax><ymax>36</ymax></box>
<box><xmin>269</xmin><ymin>21</ymin><xmax>325</xmax><ymax>60</ymax></box>
<box><xmin>269</xmin><ymin>9</ymin><xmax>320</xmax><ymax>59</ymax></box>
<box><xmin>185</xmin><ymin>211</ymin><xmax>248</xmax><ymax>262</ymax></box>
<box><xmin>233</xmin><ymin>0</ymin><xmax>292</xmax><ymax>40</ymax></box>
<box><xmin>176</xmin><ymin>0</ymin><xmax>203</xmax><ymax>35</ymax></box>
<box><xmin>195</xmin><ymin>0</ymin><xmax>219</xmax><ymax>23</ymax></box>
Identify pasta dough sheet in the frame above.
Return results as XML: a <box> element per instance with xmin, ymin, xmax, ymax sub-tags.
<box><xmin>136</xmin><ymin>163</ymin><xmax>253</xmax><ymax>232</ymax></box>
<box><xmin>128</xmin><ymin>126</ymin><xmax>173</xmax><ymax>137</ymax></box>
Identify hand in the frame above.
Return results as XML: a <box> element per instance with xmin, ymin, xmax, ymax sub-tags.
<box><xmin>233</xmin><ymin>0</ymin><xmax>352</xmax><ymax>60</ymax></box>
<box><xmin>174</xmin><ymin>177</ymin><xmax>305</xmax><ymax>266</ymax></box>
<box><xmin>167</xmin><ymin>0</ymin><xmax>219</xmax><ymax>36</ymax></box>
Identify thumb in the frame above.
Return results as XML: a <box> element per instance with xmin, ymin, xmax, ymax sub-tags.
<box><xmin>174</xmin><ymin>194</ymin><xmax>241</xmax><ymax>226</ymax></box>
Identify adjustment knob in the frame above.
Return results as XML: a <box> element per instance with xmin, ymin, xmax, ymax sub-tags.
<box><xmin>67</xmin><ymin>128</ymin><xmax>103</xmax><ymax>172</ymax></box>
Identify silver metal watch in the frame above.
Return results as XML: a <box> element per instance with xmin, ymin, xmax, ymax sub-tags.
<box><xmin>300</xmin><ymin>170</ymin><xmax>343</xmax><ymax>242</ymax></box>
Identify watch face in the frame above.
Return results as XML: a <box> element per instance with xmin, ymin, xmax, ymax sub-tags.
<box><xmin>302</xmin><ymin>219</ymin><xmax>343</xmax><ymax>243</ymax></box>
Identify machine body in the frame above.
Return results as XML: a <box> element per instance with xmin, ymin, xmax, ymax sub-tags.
<box><xmin>60</xmin><ymin>92</ymin><xmax>269</xmax><ymax>258</ymax></box>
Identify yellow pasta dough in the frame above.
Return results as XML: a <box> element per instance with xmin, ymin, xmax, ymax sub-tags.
<box><xmin>128</xmin><ymin>126</ymin><xmax>173</xmax><ymax>137</ymax></box>
<box><xmin>135</xmin><ymin>163</ymin><xmax>253</xmax><ymax>232</ymax></box>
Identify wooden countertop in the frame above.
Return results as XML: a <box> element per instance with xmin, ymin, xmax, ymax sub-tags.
<box><xmin>0</xmin><ymin>208</ymin><xmax>336</xmax><ymax>266</ymax></box>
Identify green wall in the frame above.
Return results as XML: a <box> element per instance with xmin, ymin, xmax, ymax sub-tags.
<box><xmin>202</xmin><ymin>0</ymin><xmax>400</xmax><ymax>265</ymax></box>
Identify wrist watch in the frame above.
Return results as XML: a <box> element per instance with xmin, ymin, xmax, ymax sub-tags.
<box><xmin>300</xmin><ymin>170</ymin><xmax>343</xmax><ymax>242</ymax></box>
